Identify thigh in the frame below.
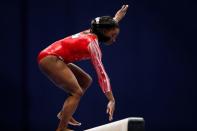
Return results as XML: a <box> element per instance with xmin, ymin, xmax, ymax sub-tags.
<box><xmin>39</xmin><ymin>55</ymin><xmax>81</xmax><ymax>93</ymax></box>
<box><xmin>67</xmin><ymin>63</ymin><xmax>92</xmax><ymax>90</ymax></box>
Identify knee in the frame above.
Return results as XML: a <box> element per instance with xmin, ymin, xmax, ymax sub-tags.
<box><xmin>72</xmin><ymin>88</ymin><xmax>84</xmax><ymax>98</ymax></box>
<box><xmin>61</xmin><ymin>83</ymin><xmax>84</xmax><ymax>98</ymax></box>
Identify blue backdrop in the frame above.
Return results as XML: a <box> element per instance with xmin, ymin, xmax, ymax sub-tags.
<box><xmin>0</xmin><ymin>0</ymin><xmax>196</xmax><ymax>131</ymax></box>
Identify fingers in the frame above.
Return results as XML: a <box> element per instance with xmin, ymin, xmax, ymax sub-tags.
<box><xmin>109</xmin><ymin>111</ymin><xmax>113</xmax><ymax>121</ymax></box>
<box><xmin>106</xmin><ymin>101</ymin><xmax>115</xmax><ymax>121</ymax></box>
<box><xmin>121</xmin><ymin>5</ymin><xmax>129</xmax><ymax>12</ymax></box>
<box><xmin>107</xmin><ymin>107</ymin><xmax>114</xmax><ymax>121</ymax></box>
<box><xmin>106</xmin><ymin>107</ymin><xmax>109</xmax><ymax>114</ymax></box>
<box><xmin>109</xmin><ymin>108</ymin><xmax>114</xmax><ymax>121</ymax></box>
<box><xmin>121</xmin><ymin>5</ymin><xmax>126</xmax><ymax>9</ymax></box>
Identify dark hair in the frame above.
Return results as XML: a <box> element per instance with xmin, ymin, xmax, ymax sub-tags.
<box><xmin>90</xmin><ymin>16</ymin><xmax>119</xmax><ymax>42</ymax></box>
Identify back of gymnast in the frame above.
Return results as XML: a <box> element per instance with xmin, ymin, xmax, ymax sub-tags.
<box><xmin>37</xmin><ymin>5</ymin><xmax>129</xmax><ymax>131</ymax></box>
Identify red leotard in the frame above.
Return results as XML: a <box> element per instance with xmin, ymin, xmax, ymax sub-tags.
<box><xmin>37</xmin><ymin>31</ymin><xmax>111</xmax><ymax>93</ymax></box>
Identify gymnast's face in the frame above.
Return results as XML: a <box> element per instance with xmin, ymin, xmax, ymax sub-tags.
<box><xmin>104</xmin><ymin>27</ymin><xmax>120</xmax><ymax>45</ymax></box>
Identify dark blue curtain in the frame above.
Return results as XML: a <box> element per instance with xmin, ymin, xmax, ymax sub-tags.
<box><xmin>0</xmin><ymin>0</ymin><xmax>196</xmax><ymax>131</ymax></box>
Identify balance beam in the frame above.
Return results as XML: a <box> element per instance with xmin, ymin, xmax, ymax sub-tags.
<box><xmin>85</xmin><ymin>117</ymin><xmax>145</xmax><ymax>131</ymax></box>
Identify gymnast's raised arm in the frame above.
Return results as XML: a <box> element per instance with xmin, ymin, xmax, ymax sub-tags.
<box><xmin>113</xmin><ymin>5</ymin><xmax>129</xmax><ymax>23</ymax></box>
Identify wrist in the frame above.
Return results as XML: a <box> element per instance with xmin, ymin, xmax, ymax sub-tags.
<box><xmin>105</xmin><ymin>91</ymin><xmax>115</xmax><ymax>102</ymax></box>
<box><xmin>113</xmin><ymin>17</ymin><xmax>120</xmax><ymax>23</ymax></box>
<box><xmin>109</xmin><ymin>99</ymin><xmax>115</xmax><ymax>103</ymax></box>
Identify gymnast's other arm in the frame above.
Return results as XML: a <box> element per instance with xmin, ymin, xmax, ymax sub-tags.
<box><xmin>88</xmin><ymin>42</ymin><xmax>115</xmax><ymax>121</ymax></box>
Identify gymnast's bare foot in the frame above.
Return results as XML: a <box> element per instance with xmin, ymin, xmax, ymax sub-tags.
<box><xmin>57</xmin><ymin>111</ymin><xmax>82</xmax><ymax>126</ymax></box>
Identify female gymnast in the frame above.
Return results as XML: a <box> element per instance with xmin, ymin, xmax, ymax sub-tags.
<box><xmin>37</xmin><ymin>5</ymin><xmax>129</xmax><ymax>131</ymax></box>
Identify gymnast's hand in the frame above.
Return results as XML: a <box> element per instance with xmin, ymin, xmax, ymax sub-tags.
<box><xmin>106</xmin><ymin>100</ymin><xmax>115</xmax><ymax>121</ymax></box>
<box><xmin>114</xmin><ymin>4</ymin><xmax>129</xmax><ymax>23</ymax></box>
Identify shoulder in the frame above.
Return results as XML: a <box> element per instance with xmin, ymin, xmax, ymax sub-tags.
<box><xmin>79</xmin><ymin>30</ymin><xmax>98</xmax><ymax>42</ymax></box>
<box><xmin>67</xmin><ymin>31</ymin><xmax>97</xmax><ymax>43</ymax></box>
